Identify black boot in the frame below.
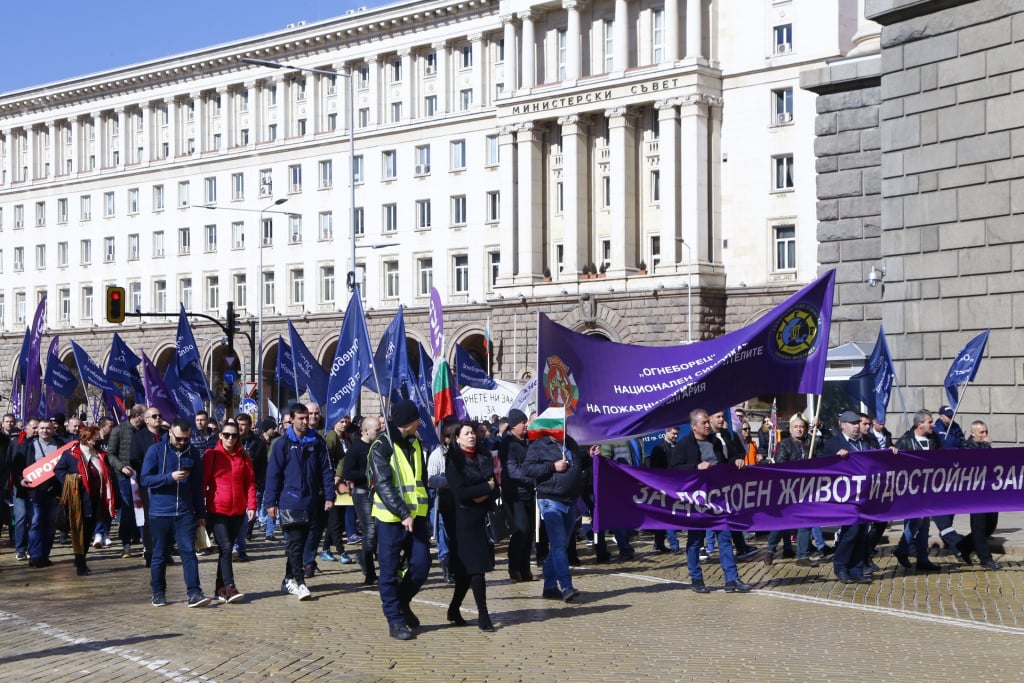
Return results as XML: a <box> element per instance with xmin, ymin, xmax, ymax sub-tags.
<box><xmin>74</xmin><ymin>554</ymin><xmax>91</xmax><ymax>576</ymax></box>
<box><xmin>363</xmin><ymin>551</ymin><xmax>378</xmax><ymax>585</ymax></box>
<box><xmin>471</xmin><ymin>574</ymin><xmax>494</xmax><ymax>631</ymax></box>
<box><xmin>448</xmin><ymin>574</ymin><xmax>470</xmax><ymax>623</ymax></box>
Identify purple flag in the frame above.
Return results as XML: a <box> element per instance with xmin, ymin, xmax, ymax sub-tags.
<box><xmin>141</xmin><ymin>351</ymin><xmax>179</xmax><ymax>423</ymax></box>
<box><xmin>325</xmin><ymin>294</ymin><xmax>374</xmax><ymax>429</ymax></box>
<box><xmin>103</xmin><ymin>390</ymin><xmax>127</xmax><ymax>422</ymax></box>
<box><xmin>23</xmin><ymin>296</ymin><xmax>47</xmax><ymax>423</ymax></box>
<box><xmin>429</xmin><ymin>287</ymin><xmax>444</xmax><ymax>360</ymax></box>
<box><xmin>287</xmin><ymin>320</ymin><xmax>329</xmax><ymax>405</ymax></box>
<box><xmin>594</xmin><ymin>448</ymin><xmax>1024</xmax><ymax>531</ymax></box>
<box><xmin>944</xmin><ymin>330</ymin><xmax>990</xmax><ymax>408</ymax></box>
<box><xmin>70</xmin><ymin>341</ymin><xmax>123</xmax><ymax>398</ymax></box>
<box><xmin>10</xmin><ymin>375</ymin><xmax>22</xmax><ymax>421</ymax></box>
<box><xmin>536</xmin><ymin>270</ymin><xmax>835</xmax><ymax>444</ymax></box>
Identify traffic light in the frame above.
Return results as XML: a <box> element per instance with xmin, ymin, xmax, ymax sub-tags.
<box><xmin>106</xmin><ymin>286</ymin><xmax>126</xmax><ymax>323</ymax></box>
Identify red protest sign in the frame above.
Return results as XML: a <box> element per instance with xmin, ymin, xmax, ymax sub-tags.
<box><xmin>21</xmin><ymin>441</ymin><xmax>76</xmax><ymax>488</ymax></box>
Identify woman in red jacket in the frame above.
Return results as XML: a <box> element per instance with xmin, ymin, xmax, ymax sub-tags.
<box><xmin>203</xmin><ymin>422</ymin><xmax>257</xmax><ymax>603</ymax></box>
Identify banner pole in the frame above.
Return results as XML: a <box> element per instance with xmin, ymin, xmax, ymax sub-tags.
<box><xmin>892</xmin><ymin>376</ymin><xmax>911</xmax><ymax>434</ymax></box>
<box><xmin>808</xmin><ymin>394</ymin><xmax>822</xmax><ymax>457</ymax></box>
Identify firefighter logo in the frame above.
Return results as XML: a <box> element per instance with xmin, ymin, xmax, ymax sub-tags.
<box><xmin>771</xmin><ymin>303</ymin><xmax>821</xmax><ymax>360</ymax></box>
<box><xmin>543</xmin><ymin>355</ymin><xmax>579</xmax><ymax>416</ymax></box>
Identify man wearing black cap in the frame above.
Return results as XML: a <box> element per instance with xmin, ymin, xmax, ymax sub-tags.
<box><xmin>821</xmin><ymin>411</ymin><xmax>872</xmax><ymax>584</ymax></box>
<box><xmin>369</xmin><ymin>399</ymin><xmax>431</xmax><ymax>641</ymax></box>
<box><xmin>499</xmin><ymin>409</ymin><xmax>535</xmax><ymax>581</ymax></box>
<box><xmin>933</xmin><ymin>405</ymin><xmax>965</xmax><ymax>449</ymax></box>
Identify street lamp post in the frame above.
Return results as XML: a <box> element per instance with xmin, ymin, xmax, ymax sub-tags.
<box><xmin>241</xmin><ymin>58</ymin><xmax>359</xmax><ymax>299</ymax></box>
<box><xmin>678</xmin><ymin>238</ymin><xmax>693</xmax><ymax>342</ymax></box>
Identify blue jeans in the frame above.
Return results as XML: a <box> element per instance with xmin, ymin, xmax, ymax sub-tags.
<box><xmin>149</xmin><ymin>512</ymin><xmax>202</xmax><ymax>596</ymax></box>
<box><xmin>28</xmin><ymin>493</ymin><xmax>58</xmax><ymax>561</ymax></box>
<box><xmin>376</xmin><ymin>516</ymin><xmax>432</xmax><ymax>626</ymax></box>
<box><xmin>433</xmin><ymin>504</ymin><xmax>449</xmax><ymax>565</ymax></box>
<box><xmin>767</xmin><ymin>528</ymin><xmax>812</xmax><ymax>558</ymax></box>
<box><xmin>811</xmin><ymin>526</ymin><xmax>826</xmax><ymax>549</ymax></box>
<box><xmin>897</xmin><ymin>518</ymin><xmax>930</xmax><ymax>561</ymax></box>
<box><xmin>537</xmin><ymin>498</ymin><xmax>576</xmax><ymax>593</ymax></box>
<box><xmin>686</xmin><ymin>529</ymin><xmax>739</xmax><ymax>583</ymax></box>
<box><xmin>12</xmin><ymin>497</ymin><xmax>29</xmax><ymax>554</ymax></box>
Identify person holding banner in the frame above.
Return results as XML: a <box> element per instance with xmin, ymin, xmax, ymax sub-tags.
<box><xmin>933</xmin><ymin>406</ymin><xmax>965</xmax><ymax>449</ymax></box>
<box><xmin>765</xmin><ymin>415</ymin><xmax>819</xmax><ymax>567</ymax></box>
<box><xmin>19</xmin><ymin>418</ymin><xmax>67</xmax><ymax>568</ymax></box>
<box><xmin>54</xmin><ymin>424</ymin><xmax>116</xmax><ymax>576</ymax></box>
<box><xmin>821</xmin><ymin>411</ymin><xmax>873</xmax><ymax>584</ymax></box>
<box><xmin>892</xmin><ymin>410</ymin><xmax>943</xmax><ymax>572</ymax></box>
<box><xmin>957</xmin><ymin>421</ymin><xmax>1002</xmax><ymax>570</ymax></box>
<box><xmin>498</xmin><ymin>409</ymin><xmax>537</xmax><ymax>581</ymax></box>
<box><xmin>670</xmin><ymin>409</ymin><xmax>752</xmax><ymax>594</ymax></box>
<box><xmin>107</xmin><ymin>404</ymin><xmax>146</xmax><ymax>558</ymax></box>
<box><xmin>9</xmin><ymin>418</ymin><xmax>39</xmax><ymax>562</ymax></box>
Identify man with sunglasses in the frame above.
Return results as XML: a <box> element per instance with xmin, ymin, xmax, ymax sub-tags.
<box><xmin>131</xmin><ymin>407</ymin><xmax>168</xmax><ymax>566</ymax></box>
<box><xmin>141</xmin><ymin>418</ymin><xmax>211</xmax><ymax>608</ymax></box>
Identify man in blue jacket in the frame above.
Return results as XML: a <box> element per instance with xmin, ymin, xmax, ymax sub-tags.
<box><xmin>265</xmin><ymin>403</ymin><xmax>336</xmax><ymax>602</ymax></box>
<box><xmin>141</xmin><ymin>418</ymin><xmax>210</xmax><ymax>608</ymax></box>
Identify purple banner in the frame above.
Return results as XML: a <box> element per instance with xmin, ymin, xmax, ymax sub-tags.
<box><xmin>594</xmin><ymin>448</ymin><xmax>1024</xmax><ymax>532</ymax></box>
<box><xmin>141</xmin><ymin>350</ymin><xmax>179</xmax><ymax>423</ymax></box>
<box><xmin>536</xmin><ymin>271</ymin><xmax>835</xmax><ymax>444</ymax></box>
<box><xmin>23</xmin><ymin>297</ymin><xmax>47</xmax><ymax>423</ymax></box>
<box><xmin>429</xmin><ymin>286</ymin><xmax>444</xmax><ymax>361</ymax></box>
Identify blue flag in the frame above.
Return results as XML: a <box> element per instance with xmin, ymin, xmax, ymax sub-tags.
<box><xmin>17</xmin><ymin>326</ymin><xmax>30</xmax><ymax>387</ymax></box>
<box><xmin>165</xmin><ymin>356</ymin><xmax>204</xmax><ymax>421</ymax></box>
<box><xmin>141</xmin><ymin>350</ymin><xmax>179</xmax><ymax>423</ymax></box>
<box><xmin>70</xmin><ymin>341</ymin><xmax>123</xmax><ymax>398</ymax></box>
<box><xmin>103</xmin><ymin>390</ymin><xmax>127</xmax><ymax>422</ymax></box>
<box><xmin>845</xmin><ymin>327</ymin><xmax>897</xmax><ymax>423</ymax></box>
<box><xmin>364</xmin><ymin>306</ymin><xmax>412</xmax><ymax>403</ymax></box>
<box><xmin>944</xmin><ymin>330</ymin><xmax>990</xmax><ymax>408</ymax></box>
<box><xmin>175</xmin><ymin>304</ymin><xmax>211</xmax><ymax>401</ymax></box>
<box><xmin>44</xmin><ymin>338</ymin><xmax>78</xmax><ymax>399</ymax></box>
<box><xmin>128</xmin><ymin>367</ymin><xmax>146</xmax><ymax>402</ymax></box>
<box><xmin>23</xmin><ymin>297</ymin><xmax>47</xmax><ymax>422</ymax></box>
<box><xmin>325</xmin><ymin>294</ymin><xmax>374</xmax><ymax>429</ymax></box>
<box><xmin>287</xmin><ymin>320</ymin><xmax>329</xmax><ymax>405</ymax></box>
<box><xmin>454</xmin><ymin>345</ymin><xmax>498</xmax><ymax>390</ymax></box>
<box><xmin>275</xmin><ymin>336</ymin><xmax>299</xmax><ymax>395</ymax></box>
<box><xmin>411</xmin><ymin>342</ymin><xmax>439</xmax><ymax>452</ymax></box>
<box><xmin>107</xmin><ymin>333</ymin><xmax>142</xmax><ymax>388</ymax></box>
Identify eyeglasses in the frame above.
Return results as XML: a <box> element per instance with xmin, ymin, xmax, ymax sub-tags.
<box><xmin>741</xmin><ymin>428</ymin><xmax>750</xmax><ymax>432</ymax></box>
<box><xmin>169</xmin><ymin>434</ymin><xmax>189</xmax><ymax>443</ymax></box>
<box><xmin>221</xmin><ymin>433</ymin><xmax>239</xmax><ymax>439</ymax></box>
<box><xmin>147</xmin><ymin>414</ymin><xmax>161</xmax><ymax>420</ymax></box>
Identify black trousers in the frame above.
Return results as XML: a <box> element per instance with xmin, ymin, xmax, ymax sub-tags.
<box><xmin>964</xmin><ymin>512</ymin><xmax>999</xmax><ymax>562</ymax></box>
<box><xmin>506</xmin><ymin>498</ymin><xmax>535</xmax><ymax>578</ymax></box>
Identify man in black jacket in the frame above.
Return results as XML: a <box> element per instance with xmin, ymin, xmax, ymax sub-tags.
<box><xmin>523</xmin><ymin>433</ymin><xmax>582</xmax><ymax>603</ymax></box>
<box><xmin>892</xmin><ymin>410</ymin><xmax>942</xmax><ymax>572</ymax></box>
<box><xmin>648</xmin><ymin>427</ymin><xmax>680</xmax><ymax>552</ymax></box>
<box><xmin>498</xmin><ymin>409</ymin><xmax>536</xmax><ymax>582</ymax></box>
<box><xmin>107</xmin><ymin>404</ymin><xmax>146</xmax><ymax>557</ymax></box>
<box><xmin>957</xmin><ymin>420</ymin><xmax>1001</xmax><ymax>569</ymax></box>
<box><xmin>821</xmin><ymin>411</ymin><xmax>873</xmax><ymax>584</ymax></box>
<box><xmin>670</xmin><ymin>409</ymin><xmax>751</xmax><ymax>594</ymax></box>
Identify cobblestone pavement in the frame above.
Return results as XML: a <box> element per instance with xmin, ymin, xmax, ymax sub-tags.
<box><xmin>2</xmin><ymin>515</ymin><xmax>1023</xmax><ymax>683</ymax></box>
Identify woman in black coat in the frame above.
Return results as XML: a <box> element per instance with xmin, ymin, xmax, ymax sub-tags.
<box><xmin>445</xmin><ymin>421</ymin><xmax>497</xmax><ymax>631</ymax></box>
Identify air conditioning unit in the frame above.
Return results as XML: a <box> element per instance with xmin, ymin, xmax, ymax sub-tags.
<box><xmin>415</xmin><ymin>164</ymin><xmax>430</xmax><ymax>175</ymax></box>
<box><xmin>777</xmin><ymin>42</ymin><xmax>791</xmax><ymax>54</ymax></box>
<box><xmin>777</xmin><ymin>112</ymin><xmax>793</xmax><ymax>124</ymax></box>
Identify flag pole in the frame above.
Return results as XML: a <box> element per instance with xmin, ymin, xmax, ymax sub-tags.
<box><xmin>808</xmin><ymin>394</ymin><xmax>822</xmax><ymax>457</ymax></box>
<box><xmin>892</xmin><ymin>376</ymin><xmax>911</xmax><ymax>434</ymax></box>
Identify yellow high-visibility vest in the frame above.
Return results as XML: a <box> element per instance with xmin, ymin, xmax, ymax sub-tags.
<box><xmin>371</xmin><ymin>438</ymin><xmax>428</xmax><ymax>523</ymax></box>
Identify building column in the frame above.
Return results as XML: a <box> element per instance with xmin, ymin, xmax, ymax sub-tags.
<box><xmin>665</xmin><ymin>0</ymin><xmax>680</xmax><ymax>62</ymax></box>
<box><xmin>244</xmin><ymin>82</ymin><xmax>259</xmax><ymax>147</ymax></box>
<box><xmin>559</xmin><ymin>114</ymin><xmax>590</xmax><ymax>276</ymax></box>
<box><xmin>69</xmin><ymin>118</ymin><xmax>80</xmax><ymax>175</ymax></box>
<box><xmin>685</xmin><ymin>0</ymin><xmax>703</xmax><ymax>60</ymax></box>
<box><xmin>497</xmin><ymin>125</ymin><xmax>518</xmax><ymax>286</ymax></box>
<box><xmin>606</xmin><ymin>107</ymin><xmax>638</xmax><ymax>275</ymax></box>
<box><xmin>192</xmin><ymin>93</ymin><xmax>205</xmax><ymax>156</ymax></box>
<box><xmin>679</xmin><ymin>94</ymin><xmax>710</xmax><ymax>264</ymax></box>
<box><xmin>564</xmin><ymin>0</ymin><xmax>582</xmax><ymax>81</ymax></box>
<box><xmin>366</xmin><ymin>57</ymin><xmax>379</xmax><ymax>126</ymax></box>
<box><xmin>397</xmin><ymin>49</ymin><xmax>413</xmax><ymax>122</ymax></box>
<box><xmin>516</xmin><ymin>122</ymin><xmax>545</xmax><ymax>283</ymax></box>
<box><xmin>707</xmin><ymin>98</ymin><xmax>723</xmax><ymax>265</ymax></box>
<box><xmin>656</xmin><ymin>100</ymin><xmax>680</xmax><ymax>271</ymax></box>
<box><xmin>219</xmin><ymin>88</ymin><xmax>233</xmax><ymax>150</ymax></box>
<box><xmin>49</xmin><ymin>122</ymin><xmax>60</xmax><ymax>178</ymax></box>
<box><xmin>519</xmin><ymin>11</ymin><xmax>536</xmax><ymax>89</ymax></box>
<box><xmin>25</xmin><ymin>126</ymin><xmax>37</xmax><ymax>180</ymax></box>
<box><xmin>117</xmin><ymin>108</ymin><xmax>129</xmax><ymax>167</ymax></box>
<box><xmin>502</xmin><ymin>16</ymin><xmax>518</xmax><ymax>92</ymax></box>
<box><xmin>141</xmin><ymin>104</ymin><xmax>153</xmax><ymax>163</ymax></box>
<box><xmin>614</xmin><ymin>0</ymin><xmax>629</xmax><ymax>71</ymax></box>
<box><xmin>165</xmin><ymin>99</ymin><xmax>178</xmax><ymax>157</ymax></box>
<box><xmin>470</xmin><ymin>34</ymin><xmax>484</xmax><ymax>109</ymax></box>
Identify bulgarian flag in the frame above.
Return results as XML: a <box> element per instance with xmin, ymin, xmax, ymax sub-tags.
<box><xmin>528</xmin><ymin>406</ymin><xmax>566</xmax><ymax>442</ymax></box>
<box><xmin>432</xmin><ymin>357</ymin><xmax>464</xmax><ymax>425</ymax></box>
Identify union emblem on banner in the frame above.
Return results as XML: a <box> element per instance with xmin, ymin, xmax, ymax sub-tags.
<box><xmin>543</xmin><ymin>355</ymin><xmax>579</xmax><ymax>416</ymax></box>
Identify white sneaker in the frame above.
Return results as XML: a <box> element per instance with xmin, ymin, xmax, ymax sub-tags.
<box><xmin>102</xmin><ymin>536</ymin><xmax>112</xmax><ymax>547</ymax></box>
<box><xmin>92</xmin><ymin>534</ymin><xmax>103</xmax><ymax>549</ymax></box>
<box><xmin>283</xmin><ymin>578</ymin><xmax>299</xmax><ymax>595</ymax></box>
<box><xmin>296</xmin><ymin>583</ymin><xmax>312</xmax><ymax>601</ymax></box>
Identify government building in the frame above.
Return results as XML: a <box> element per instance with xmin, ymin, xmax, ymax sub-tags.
<box><xmin>0</xmin><ymin>0</ymin><xmax>876</xmax><ymax>418</ymax></box>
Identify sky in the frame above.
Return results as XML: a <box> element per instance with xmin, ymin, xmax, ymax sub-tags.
<box><xmin>1</xmin><ymin>0</ymin><xmax>382</xmax><ymax>94</ymax></box>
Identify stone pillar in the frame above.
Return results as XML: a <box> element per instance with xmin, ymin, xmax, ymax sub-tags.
<box><xmin>48</xmin><ymin>122</ymin><xmax>59</xmax><ymax>178</ymax></box>
<box><xmin>664</xmin><ymin>0</ymin><xmax>680</xmax><ymax>63</ymax></box>
<box><xmin>245</xmin><ymin>82</ymin><xmax>260</xmax><ymax>147</ymax></box>
<box><xmin>69</xmin><ymin>117</ymin><xmax>80</xmax><ymax>174</ymax></box>
<box><xmin>564</xmin><ymin>0</ymin><xmax>582</xmax><ymax>81</ymax></box>
<box><xmin>559</xmin><ymin>114</ymin><xmax>590</xmax><ymax>275</ymax></box>
<box><xmin>614</xmin><ymin>0</ymin><xmax>629</xmax><ymax>71</ymax></box>
<box><xmin>192</xmin><ymin>93</ymin><xmax>205</xmax><ymax>156</ymax></box>
<box><xmin>607</xmin><ymin>107</ymin><xmax>638</xmax><ymax>275</ymax></box>
<box><xmin>502</xmin><ymin>16</ymin><xmax>518</xmax><ymax>92</ymax></box>
<box><xmin>497</xmin><ymin>125</ymin><xmax>518</xmax><ymax>286</ymax></box>
<box><xmin>516</xmin><ymin>123</ymin><xmax>545</xmax><ymax>283</ymax></box>
<box><xmin>95</xmin><ymin>113</ymin><xmax>107</xmax><ymax>169</ymax></box>
<box><xmin>849</xmin><ymin>0</ymin><xmax>882</xmax><ymax>56</ymax></box>
<box><xmin>165</xmin><ymin>99</ymin><xmax>178</xmax><ymax>157</ymax></box>
<box><xmin>519</xmin><ymin>11</ymin><xmax>536</xmax><ymax>89</ymax></box>
<box><xmin>679</xmin><ymin>94</ymin><xmax>710</xmax><ymax>263</ymax></box>
<box><xmin>141</xmin><ymin>104</ymin><xmax>153</xmax><ymax>163</ymax></box>
<box><xmin>431</xmin><ymin>43</ymin><xmax>448</xmax><ymax>115</ymax></box>
<box><xmin>685</xmin><ymin>0</ymin><xmax>702</xmax><ymax>60</ymax></box>
<box><xmin>219</xmin><ymin>88</ymin><xmax>233</xmax><ymax>150</ymax></box>
<box><xmin>366</xmin><ymin>57</ymin><xmax>379</xmax><ymax>126</ymax></box>
<box><xmin>470</xmin><ymin>34</ymin><xmax>484</xmax><ymax>109</ymax></box>
<box><xmin>656</xmin><ymin>100</ymin><xmax>680</xmax><ymax>270</ymax></box>
<box><xmin>399</xmin><ymin>49</ymin><xmax>413</xmax><ymax>121</ymax></box>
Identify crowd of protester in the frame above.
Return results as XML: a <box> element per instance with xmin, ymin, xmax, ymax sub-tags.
<box><xmin>0</xmin><ymin>400</ymin><xmax>1006</xmax><ymax>636</ymax></box>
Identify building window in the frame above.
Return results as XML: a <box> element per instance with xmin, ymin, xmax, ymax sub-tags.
<box><xmin>425</xmin><ymin>52</ymin><xmax>438</xmax><ymax>75</ymax></box>
<box><xmin>383</xmin><ymin>204</ymin><xmax>398</xmax><ymax>233</ymax></box>
<box><xmin>451</xmin><ymin>195</ymin><xmax>467</xmax><ymax>226</ymax></box>
<box><xmin>295</xmin><ymin>79</ymin><xmax>307</xmax><ymax>101</ymax></box>
<box><xmin>56</xmin><ymin>288</ymin><xmax>70</xmax><ymax>321</ymax></box>
<box><xmin>496</xmin><ymin>38</ymin><xmax>505</xmax><ymax>63</ymax></box>
<box><xmin>14</xmin><ymin>292</ymin><xmax>25</xmax><ymax>323</ymax></box>
<box><xmin>296</xmin><ymin>119</ymin><xmax>308</xmax><ymax>136</ymax></box>
<box><xmin>604</xmin><ymin>20</ymin><xmax>615</xmax><ymax>72</ymax></box>
<box><xmin>289</xmin><ymin>216</ymin><xmax>302</xmax><ymax>244</ymax></box>
<box><xmin>485</xmin><ymin>191</ymin><xmax>500</xmax><ymax>222</ymax></box>
<box><xmin>773</xmin><ymin>155</ymin><xmax>795</xmax><ymax>190</ymax></box>
<box><xmin>453</xmin><ymin>254</ymin><xmax>469</xmax><ymax>293</ymax></box>
<box><xmin>557</xmin><ymin>29</ymin><xmax>568</xmax><ymax>80</ymax></box>
<box><xmin>263</xmin><ymin>271</ymin><xmax>275</xmax><ymax>308</ymax></box>
<box><xmin>320</xmin><ymin>266</ymin><xmax>335</xmax><ymax>303</ymax></box>
<box><xmin>14</xmin><ymin>205</ymin><xmax>24</xmax><ymax>228</ymax></box>
<box><xmin>555</xmin><ymin>243</ymin><xmax>565</xmax><ymax>274</ymax></box>
<box><xmin>179</xmin><ymin>278</ymin><xmax>193</xmax><ymax>311</ymax></box>
<box><xmin>129</xmin><ymin>282</ymin><xmax>142</xmax><ymax>313</ymax></box>
<box><xmin>416</xmin><ymin>200</ymin><xmax>432</xmax><ymax>229</ymax></box>
<box><xmin>232</xmin><ymin>222</ymin><xmax>245</xmax><ymax>249</ymax></box>
<box><xmin>425</xmin><ymin>95</ymin><xmax>437</xmax><ymax>117</ymax></box>
<box><xmin>601</xmin><ymin>239</ymin><xmax>612</xmax><ymax>270</ymax></box>
<box><xmin>460</xmin><ymin>89</ymin><xmax>473</xmax><ymax>111</ymax></box>
<box><xmin>82</xmin><ymin>287</ymin><xmax>94</xmax><ymax>320</ymax></box>
<box><xmin>234</xmin><ymin>274</ymin><xmax>247</xmax><ymax>308</ymax></box>
<box><xmin>391</xmin><ymin>59</ymin><xmax>403</xmax><ymax>82</ymax></box>
<box><xmin>205</xmin><ymin>177</ymin><xmax>217</xmax><ymax>204</ymax></box>
<box><xmin>206</xmin><ymin>276</ymin><xmax>219</xmax><ymax>310</ymax></box>
<box><xmin>128</xmin><ymin>189</ymin><xmax>139</xmax><ymax>214</ymax></box>
<box><xmin>358</xmin><ymin>108</ymin><xmax>369</xmax><ymax>128</ymax></box>
<box><xmin>485</xmin><ymin>135</ymin><xmax>500</xmax><ymax>166</ymax></box>
<box><xmin>288</xmin><ymin>164</ymin><xmax>302</xmax><ymax>193</ymax></box>
<box><xmin>104</xmin><ymin>192</ymin><xmax>115</xmax><ymax>217</ymax></box>
<box><xmin>290</xmin><ymin>269</ymin><xmax>304</xmax><ymax>305</ymax></box>
<box><xmin>417</xmin><ymin>257</ymin><xmax>433</xmax><ymax>296</ymax></box>
<box><xmin>651</xmin><ymin>235</ymin><xmax>661</xmax><ymax>271</ymax></box>
<box><xmin>35</xmin><ymin>244</ymin><xmax>46</xmax><ymax>269</ymax></box>
<box><xmin>391</xmin><ymin>102</ymin><xmax>403</xmax><ymax>123</ymax></box>
<box><xmin>602</xmin><ymin>176</ymin><xmax>612</xmax><ymax>208</ymax></box>
<box><xmin>57</xmin><ymin>241</ymin><xmax>69</xmax><ymax>267</ymax></box>
<box><xmin>488</xmin><ymin>251</ymin><xmax>499</xmax><ymax>290</ymax></box>
<box><xmin>239</xmin><ymin>90</ymin><xmax>249</xmax><ymax>112</ymax></box>
<box><xmin>152</xmin><ymin>232</ymin><xmax>163</xmax><ymax>258</ymax></box>
<box><xmin>319</xmin><ymin>160</ymin><xmax>333</xmax><ymax>189</ymax></box>
<box><xmin>80</xmin><ymin>196</ymin><xmax>91</xmax><ymax>221</ymax></box>
<box><xmin>353</xmin><ymin>155</ymin><xmax>365</xmax><ymax>183</ymax></box>
<box><xmin>178</xmin><ymin>227</ymin><xmax>191</xmax><ymax>255</ymax></box>
<box><xmin>774</xmin><ymin>225</ymin><xmax>797</xmax><ymax>271</ymax></box>
<box><xmin>103</xmin><ymin>237</ymin><xmax>115</xmax><ymax>263</ymax></box>
<box><xmin>327</xmin><ymin>114</ymin><xmax>337</xmax><ymax>131</ymax></box>
<box><xmin>153</xmin><ymin>185</ymin><xmax>164</xmax><ymax>211</ymax></box>
<box><xmin>319</xmin><ymin>212</ymin><xmax>333</xmax><ymax>241</ymax></box>
<box><xmin>651</xmin><ymin>170</ymin><xmax>661</xmax><ymax>202</ymax></box>
<box><xmin>353</xmin><ymin>207</ymin><xmax>365</xmax><ymax>236</ymax></box>
<box><xmin>178</xmin><ymin>181</ymin><xmax>190</xmax><ymax>207</ymax></box>
<box><xmin>204</xmin><ymin>224</ymin><xmax>217</xmax><ymax>252</ymax></box>
<box><xmin>451</xmin><ymin>140</ymin><xmax>466</xmax><ymax>170</ymax></box>
<box><xmin>128</xmin><ymin>234</ymin><xmax>140</xmax><ymax>261</ymax></box>
<box><xmin>259</xmin><ymin>169</ymin><xmax>272</xmax><ymax>197</ymax></box>
<box><xmin>154</xmin><ymin>280</ymin><xmax>167</xmax><ymax>313</ymax></box>
<box><xmin>262</xmin><ymin>218</ymin><xmax>273</xmax><ymax>247</ymax></box>
<box><xmin>384</xmin><ymin>261</ymin><xmax>400</xmax><ymax>298</ymax></box>
<box><xmin>267</xmin><ymin>124</ymin><xmax>277</xmax><ymax>141</ymax></box>
<box><xmin>773</xmin><ymin>88</ymin><xmax>794</xmax><ymax>124</ymax></box>
<box><xmin>652</xmin><ymin>10</ymin><xmax>665</xmax><ymax>63</ymax></box>
<box><xmin>461</xmin><ymin>45</ymin><xmax>473</xmax><ymax>68</ymax></box>
<box><xmin>232</xmin><ymin>173</ymin><xmax>244</xmax><ymax>200</ymax></box>
<box><xmin>383</xmin><ymin>151</ymin><xmax>397</xmax><ymax>180</ymax></box>
<box><xmin>415</xmin><ymin>145</ymin><xmax>431</xmax><ymax>175</ymax></box>
<box><xmin>556</xmin><ymin>183</ymin><xmax>564</xmax><ymax>214</ymax></box>
<box><xmin>774</xmin><ymin>24</ymin><xmax>793</xmax><ymax>54</ymax></box>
